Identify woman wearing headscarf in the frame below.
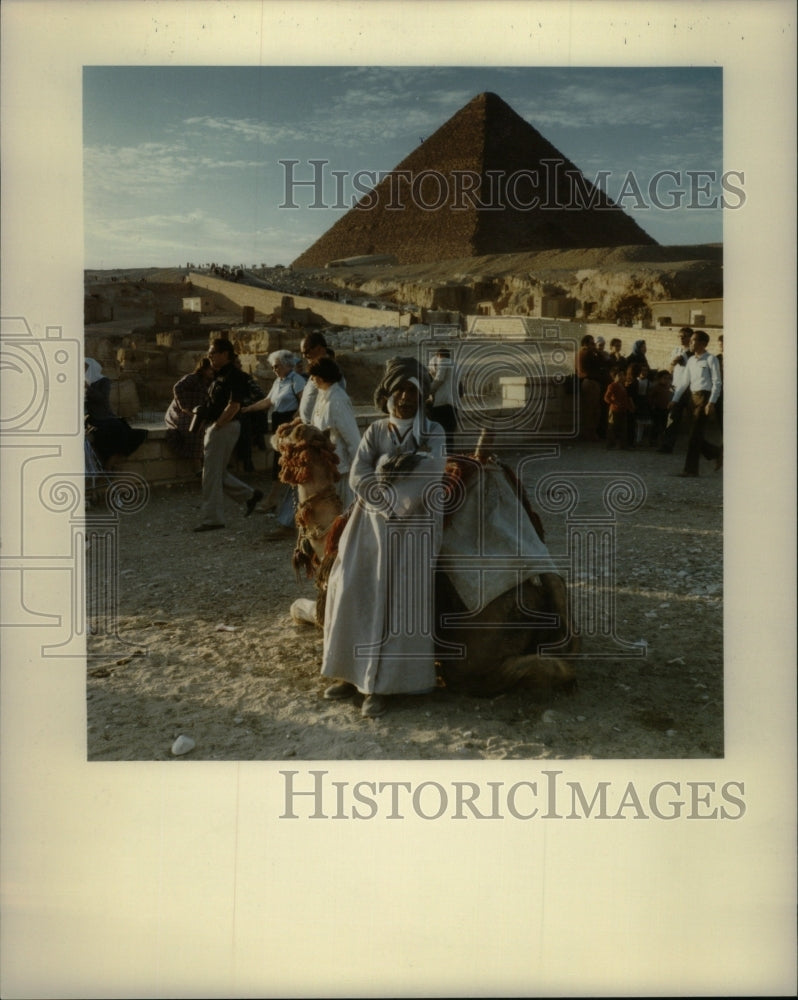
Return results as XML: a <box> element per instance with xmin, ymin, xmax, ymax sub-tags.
<box><xmin>626</xmin><ymin>339</ymin><xmax>650</xmax><ymax>370</ymax></box>
<box><xmin>306</xmin><ymin>356</ymin><xmax>361</xmax><ymax>507</ymax></box>
<box><xmin>241</xmin><ymin>349</ymin><xmax>306</xmax><ymax>512</ymax></box>
<box><xmin>320</xmin><ymin>356</ymin><xmax>446</xmax><ymax>717</ymax></box>
<box><xmin>84</xmin><ymin>358</ymin><xmax>148</xmax><ymax>466</ymax></box>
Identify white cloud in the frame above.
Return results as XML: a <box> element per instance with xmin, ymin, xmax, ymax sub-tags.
<box><xmin>517</xmin><ymin>80</ymin><xmax>719</xmax><ymax>132</ymax></box>
<box><xmin>181</xmin><ymin>115</ymin><xmax>302</xmax><ymax>144</ymax></box>
<box><xmin>84</xmin><ymin>141</ymin><xmax>264</xmax><ymax>203</ymax></box>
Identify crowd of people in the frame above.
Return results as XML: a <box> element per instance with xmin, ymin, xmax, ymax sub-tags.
<box><xmin>576</xmin><ymin>327</ymin><xmax>723</xmax><ymax>477</ymax></box>
<box><xmin>157</xmin><ymin>334</ymin><xmax>454</xmax><ymax>717</ymax></box>
<box><xmin>88</xmin><ymin>322</ymin><xmax>721</xmax><ymax>718</ymax></box>
<box><xmin>158</xmin><ymin>334</ymin><xmax>447</xmax><ymax>717</ymax></box>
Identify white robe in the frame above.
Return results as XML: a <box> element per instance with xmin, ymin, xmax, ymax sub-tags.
<box><xmin>309</xmin><ymin>381</ymin><xmax>361</xmax><ymax>508</ymax></box>
<box><xmin>321</xmin><ymin>417</ymin><xmax>446</xmax><ymax>695</ymax></box>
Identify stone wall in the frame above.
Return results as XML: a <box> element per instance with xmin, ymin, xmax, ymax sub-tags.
<box><xmin>187</xmin><ymin>272</ymin><xmax>410</xmax><ymax>329</ymax></box>
<box><xmin>108</xmin><ymin>407</ymin><xmax>382</xmax><ymax>488</ymax></box>
<box><xmin>497</xmin><ymin>376</ymin><xmax>577</xmax><ymax>436</ymax></box>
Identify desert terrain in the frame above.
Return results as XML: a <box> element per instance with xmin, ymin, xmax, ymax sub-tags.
<box><xmin>84</xmin><ymin>259</ymin><xmax>723</xmax><ymax>761</ymax></box>
<box><xmin>86</xmin><ymin>435</ymin><xmax>723</xmax><ymax>762</ymax></box>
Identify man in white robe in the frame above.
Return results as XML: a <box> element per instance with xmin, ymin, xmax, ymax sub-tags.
<box><xmin>321</xmin><ymin>357</ymin><xmax>445</xmax><ymax>717</ymax></box>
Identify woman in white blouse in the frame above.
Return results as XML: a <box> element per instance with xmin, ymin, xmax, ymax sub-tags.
<box><xmin>306</xmin><ymin>356</ymin><xmax>361</xmax><ymax>507</ymax></box>
<box><xmin>241</xmin><ymin>349</ymin><xmax>306</xmax><ymax>485</ymax></box>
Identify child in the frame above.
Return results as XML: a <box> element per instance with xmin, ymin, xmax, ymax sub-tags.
<box><xmin>603</xmin><ymin>366</ymin><xmax>634</xmax><ymax>450</ymax></box>
<box><xmin>647</xmin><ymin>369</ymin><xmax>673</xmax><ymax>448</ymax></box>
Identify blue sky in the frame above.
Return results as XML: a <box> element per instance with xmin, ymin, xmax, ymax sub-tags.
<box><xmin>83</xmin><ymin>66</ymin><xmax>724</xmax><ymax>269</ymax></box>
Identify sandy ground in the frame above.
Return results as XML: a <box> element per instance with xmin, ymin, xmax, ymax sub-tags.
<box><xmin>86</xmin><ymin>428</ymin><xmax>723</xmax><ymax>761</ymax></box>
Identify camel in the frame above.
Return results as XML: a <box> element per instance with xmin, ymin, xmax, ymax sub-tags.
<box><xmin>274</xmin><ymin>422</ymin><xmax>578</xmax><ymax>697</ymax></box>
<box><xmin>271</xmin><ymin>418</ymin><xmax>345</xmax><ymax>587</ymax></box>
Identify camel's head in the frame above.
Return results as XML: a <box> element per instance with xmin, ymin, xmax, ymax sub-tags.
<box><xmin>273</xmin><ymin>418</ymin><xmax>341</xmax><ymax>485</ymax></box>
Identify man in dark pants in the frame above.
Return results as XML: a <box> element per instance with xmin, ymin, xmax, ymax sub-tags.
<box><xmin>657</xmin><ymin>326</ymin><xmax>693</xmax><ymax>454</ymax></box>
<box><xmin>668</xmin><ymin>330</ymin><xmax>722</xmax><ymax>477</ymax></box>
<box><xmin>193</xmin><ymin>338</ymin><xmax>263</xmax><ymax>531</ymax></box>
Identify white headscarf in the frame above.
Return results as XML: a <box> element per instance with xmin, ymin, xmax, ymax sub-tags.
<box><xmin>386</xmin><ymin>377</ymin><xmax>428</xmax><ymax>444</ymax></box>
<box><xmin>85</xmin><ymin>358</ymin><xmax>104</xmax><ymax>386</ymax></box>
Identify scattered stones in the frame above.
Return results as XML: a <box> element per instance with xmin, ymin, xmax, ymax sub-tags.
<box><xmin>87</xmin><ymin>401</ymin><xmax>723</xmax><ymax>762</ymax></box>
<box><xmin>171</xmin><ymin>735</ymin><xmax>195</xmax><ymax>756</ymax></box>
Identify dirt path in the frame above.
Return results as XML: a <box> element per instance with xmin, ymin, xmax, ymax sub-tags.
<box><xmin>87</xmin><ymin>438</ymin><xmax>723</xmax><ymax>761</ymax></box>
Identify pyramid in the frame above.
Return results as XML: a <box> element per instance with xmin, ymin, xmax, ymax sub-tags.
<box><xmin>292</xmin><ymin>92</ymin><xmax>656</xmax><ymax>268</ymax></box>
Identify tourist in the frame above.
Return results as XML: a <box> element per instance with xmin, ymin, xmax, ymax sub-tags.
<box><xmin>320</xmin><ymin>356</ymin><xmax>446</xmax><ymax>718</ymax></box>
<box><xmin>603</xmin><ymin>366</ymin><xmax>634</xmax><ymax>450</ymax></box>
<box><xmin>715</xmin><ymin>334</ymin><xmax>724</xmax><ymax>431</ymax></box>
<box><xmin>593</xmin><ymin>336</ymin><xmax>613</xmax><ymax>439</ymax></box>
<box><xmin>298</xmin><ymin>332</ymin><xmax>342</xmax><ymax>423</ymax></box>
<box><xmin>608</xmin><ymin>338</ymin><xmax>626</xmax><ymax>368</ymax></box>
<box><xmin>192</xmin><ymin>338</ymin><xmax>263</xmax><ymax>532</ymax></box>
<box><xmin>306</xmin><ymin>356</ymin><xmax>361</xmax><ymax>507</ymax></box>
<box><xmin>623</xmin><ymin>364</ymin><xmax>642</xmax><ymax>448</ymax></box>
<box><xmin>626</xmin><ymin>338</ymin><xmax>650</xmax><ymax>370</ymax></box>
<box><xmin>668</xmin><ymin>330</ymin><xmax>722</xmax><ymax>477</ymax></box>
<box><xmin>633</xmin><ymin>364</ymin><xmax>653</xmax><ymax>446</ymax></box>
<box><xmin>657</xmin><ymin>327</ymin><xmax>694</xmax><ymax>454</ymax></box>
<box><xmin>164</xmin><ymin>357</ymin><xmax>214</xmax><ymax>473</ymax></box>
<box><xmin>647</xmin><ymin>369</ymin><xmax>673</xmax><ymax>448</ymax></box>
<box><xmin>427</xmin><ymin>348</ymin><xmax>458</xmax><ymax>452</ymax></box>
<box><xmin>84</xmin><ymin>358</ymin><xmax>148</xmax><ymax>467</ymax></box>
<box><xmin>241</xmin><ymin>349</ymin><xmax>306</xmax><ymax>489</ymax></box>
<box><xmin>233</xmin><ymin>359</ymin><xmax>269</xmax><ymax>473</ymax></box>
<box><xmin>595</xmin><ymin>336</ymin><xmax>612</xmax><ymax>370</ymax></box>
<box><xmin>576</xmin><ymin>334</ymin><xmax>602</xmax><ymax>442</ymax></box>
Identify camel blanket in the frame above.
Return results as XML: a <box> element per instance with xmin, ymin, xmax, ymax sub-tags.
<box><xmin>439</xmin><ymin>462</ymin><xmax>557</xmax><ymax>609</ymax></box>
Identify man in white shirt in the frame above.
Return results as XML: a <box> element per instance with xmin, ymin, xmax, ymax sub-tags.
<box><xmin>427</xmin><ymin>348</ymin><xmax>457</xmax><ymax>452</ymax></box>
<box><xmin>668</xmin><ymin>330</ymin><xmax>722</xmax><ymax>477</ymax></box>
<box><xmin>657</xmin><ymin>326</ymin><xmax>693</xmax><ymax>454</ymax></box>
